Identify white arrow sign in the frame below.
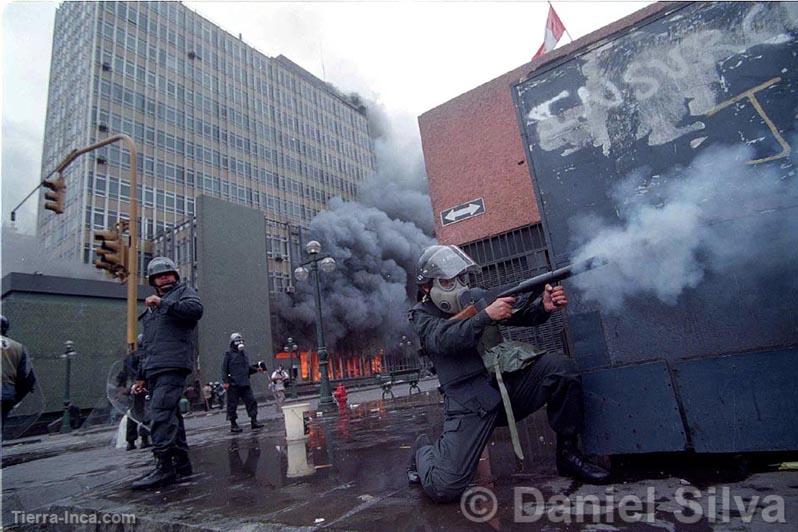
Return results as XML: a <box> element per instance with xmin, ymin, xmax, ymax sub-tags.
<box><xmin>440</xmin><ymin>198</ymin><xmax>485</xmax><ymax>226</ymax></box>
<box><xmin>444</xmin><ymin>203</ymin><xmax>480</xmax><ymax>222</ymax></box>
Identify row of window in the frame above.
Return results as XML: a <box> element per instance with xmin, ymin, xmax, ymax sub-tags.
<box><xmin>84</xmin><ymin>205</ymin><xmax>169</xmax><ymax>241</ymax></box>
<box><xmin>88</xmin><ymin>172</ymin><xmax>196</xmax><ymax>215</ymax></box>
<box><xmin>89</xmin><ymin>166</ymin><xmax>325</xmax><ymax>226</ymax></box>
<box><xmin>93</xmin><ymin>104</ymin><xmax>362</xmax><ymax>199</ymax></box>
<box><xmin>96</xmin><ymin>77</ymin><xmax>368</xmax><ymax>185</ymax></box>
<box><xmin>105</xmin><ymin>1</ymin><xmax>367</xmax><ymax>130</ymax></box>
<box><xmin>92</xmin><ymin>136</ymin><xmax>346</xmax><ymax>208</ymax></box>
<box><xmin>97</xmin><ymin>52</ymin><xmax>371</xmax><ymax>168</ymax></box>
<box><xmin>98</xmin><ymin>7</ymin><xmax>372</xmax><ymax>154</ymax></box>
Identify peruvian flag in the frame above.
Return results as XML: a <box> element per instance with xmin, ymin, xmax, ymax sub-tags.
<box><xmin>533</xmin><ymin>4</ymin><xmax>567</xmax><ymax>59</ymax></box>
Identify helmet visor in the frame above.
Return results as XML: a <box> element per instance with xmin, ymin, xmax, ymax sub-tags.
<box><xmin>419</xmin><ymin>245</ymin><xmax>479</xmax><ymax>280</ymax></box>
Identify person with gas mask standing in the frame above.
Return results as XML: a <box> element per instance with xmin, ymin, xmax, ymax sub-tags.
<box><xmin>130</xmin><ymin>257</ymin><xmax>203</xmax><ymax>490</ymax></box>
<box><xmin>407</xmin><ymin>245</ymin><xmax>608</xmax><ymax>503</ymax></box>
<box><xmin>222</xmin><ymin>333</ymin><xmax>265</xmax><ymax>433</ymax></box>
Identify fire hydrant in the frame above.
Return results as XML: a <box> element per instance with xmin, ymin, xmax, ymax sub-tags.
<box><xmin>333</xmin><ymin>383</ymin><xmax>348</xmax><ymax>411</ymax></box>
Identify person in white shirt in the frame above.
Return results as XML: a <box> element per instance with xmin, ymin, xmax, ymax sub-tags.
<box><xmin>270</xmin><ymin>365</ymin><xmax>289</xmax><ymax>412</ymax></box>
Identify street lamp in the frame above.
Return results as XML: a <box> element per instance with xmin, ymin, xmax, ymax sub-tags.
<box><xmin>399</xmin><ymin>335</ymin><xmax>414</xmax><ymax>371</ymax></box>
<box><xmin>293</xmin><ymin>240</ymin><xmax>336</xmax><ymax>411</ymax></box>
<box><xmin>60</xmin><ymin>341</ymin><xmax>77</xmax><ymax>433</ymax></box>
<box><xmin>283</xmin><ymin>337</ymin><xmax>299</xmax><ymax>399</ymax></box>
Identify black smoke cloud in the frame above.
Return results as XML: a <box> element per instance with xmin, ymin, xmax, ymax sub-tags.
<box><xmin>569</xmin><ymin>142</ymin><xmax>798</xmax><ymax>311</ymax></box>
<box><xmin>272</xmin><ymin>99</ymin><xmax>436</xmax><ymax>352</ymax></box>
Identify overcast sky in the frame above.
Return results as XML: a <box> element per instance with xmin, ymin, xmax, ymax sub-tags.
<box><xmin>1</xmin><ymin>0</ymin><xmax>651</xmax><ymax>235</ymax></box>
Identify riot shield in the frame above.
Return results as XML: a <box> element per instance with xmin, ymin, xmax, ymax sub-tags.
<box><xmin>105</xmin><ymin>359</ymin><xmax>148</xmax><ymax>429</ymax></box>
<box><xmin>2</xmin><ymin>380</ymin><xmax>45</xmax><ymax>440</ymax></box>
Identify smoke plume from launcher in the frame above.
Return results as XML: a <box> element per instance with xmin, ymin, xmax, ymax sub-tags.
<box><xmin>568</xmin><ymin>142</ymin><xmax>798</xmax><ymax>311</ymax></box>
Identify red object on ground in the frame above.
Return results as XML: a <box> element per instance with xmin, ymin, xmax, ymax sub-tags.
<box><xmin>333</xmin><ymin>384</ymin><xmax>348</xmax><ymax>407</ymax></box>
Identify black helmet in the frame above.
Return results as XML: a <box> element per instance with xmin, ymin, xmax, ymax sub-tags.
<box><xmin>146</xmin><ymin>257</ymin><xmax>180</xmax><ymax>286</ymax></box>
<box><xmin>0</xmin><ymin>315</ymin><xmax>8</xmax><ymax>336</ymax></box>
<box><xmin>416</xmin><ymin>245</ymin><xmax>479</xmax><ymax>284</ymax></box>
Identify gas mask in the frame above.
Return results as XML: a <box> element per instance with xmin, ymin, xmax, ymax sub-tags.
<box><xmin>429</xmin><ymin>273</ymin><xmax>471</xmax><ymax>314</ymax></box>
<box><xmin>230</xmin><ymin>333</ymin><xmax>244</xmax><ymax>350</ymax></box>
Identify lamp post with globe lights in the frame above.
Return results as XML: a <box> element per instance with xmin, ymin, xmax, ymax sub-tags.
<box><xmin>294</xmin><ymin>240</ymin><xmax>336</xmax><ymax>411</ymax></box>
<box><xmin>399</xmin><ymin>335</ymin><xmax>414</xmax><ymax>371</ymax></box>
<box><xmin>283</xmin><ymin>337</ymin><xmax>299</xmax><ymax>399</ymax></box>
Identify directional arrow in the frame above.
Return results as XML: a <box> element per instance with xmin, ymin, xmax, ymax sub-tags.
<box><xmin>444</xmin><ymin>203</ymin><xmax>481</xmax><ymax>222</ymax></box>
<box><xmin>440</xmin><ymin>198</ymin><xmax>485</xmax><ymax>226</ymax></box>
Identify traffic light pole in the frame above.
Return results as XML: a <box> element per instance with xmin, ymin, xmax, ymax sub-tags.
<box><xmin>51</xmin><ymin>134</ymin><xmax>139</xmax><ymax>352</ymax></box>
<box><xmin>9</xmin><ymin>167</ymin><xmax>63</xmax><ymax>222</ymax></box>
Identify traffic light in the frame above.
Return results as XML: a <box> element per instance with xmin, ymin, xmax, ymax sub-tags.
<box><xmin>42</xmin><ymin>175</ymin><xmax>66</xmax><ymax>214</ymax></box>
<box><xmin>94</xmin><ymin>221</ymin><xmax>129</xmax><ymax>282</ymax></box>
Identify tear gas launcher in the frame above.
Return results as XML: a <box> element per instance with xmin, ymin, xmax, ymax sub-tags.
<box><xmin>450</xmin><ymin>257</ymin><xmax>605</xmax><ymax>320</ymax></box>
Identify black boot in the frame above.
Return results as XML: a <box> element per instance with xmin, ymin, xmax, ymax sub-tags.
<box><xmin>556</xmin><ymin>436</ymin><xmax>610</xmax><ymax>484</ymax></box>
<box><xmin>131</xmin><ymin>452</ymin><xmax>177</xmax><ymax>490</ymax></box>
<box><xmin>173</xmin><ymin>450</ymin><xmax>193</xmax><ymax>478</ymax></box>
<box><xmin>407</xmin><ymin>433</ymin><xmax>432</xmax><ymax>485</ymax></box>
<box><xmin>230</xmin><ymin>420</ymin><xmax>242</xmax><ymax>433</ymax></box>
<box><xmin>126</xmin><ymin>441</ymin><xmax>136</xmax><ymax>451</ymax></box>
<box><xmin>140</xmin><ymin>434</ymin><xmax>151</xmax><ymax>449</ymax></box>
<box><xmin>250</xmin><ymin>419</ymin><xmax>264</xmax><ymax>430</ymax></box>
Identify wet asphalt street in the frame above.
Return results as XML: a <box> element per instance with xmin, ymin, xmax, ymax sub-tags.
<box><xmin>3</xmin><ymin>379</ymin><xmax>798</xmax><ymax>531</ymax></box>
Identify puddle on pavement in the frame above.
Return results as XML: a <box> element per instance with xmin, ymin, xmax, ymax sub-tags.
<box><xmin>88</xmin><ymin>391</ymin><xmax>794</xmax><ymax>530</ymax></box>
<box><xmin>94</xmin><ymin>392</ymin><xmax>562</xmax><ymax>528</ymax></box>
<box><xmin>99</xmin><ymin>393</ymin><xmax>444</xmax><ymax>526</ymax></box>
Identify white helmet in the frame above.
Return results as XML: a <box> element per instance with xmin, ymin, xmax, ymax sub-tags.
<box><xmin>230</xmin><ymin>333</ymin><xmax>245</xmax><ymax>350</ymax></box>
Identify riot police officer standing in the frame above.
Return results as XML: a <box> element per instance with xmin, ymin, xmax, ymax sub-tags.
<box><xmin>222</xmin><ymin>333</ymin><xmax>265</xmax><ymax>433</ymax></box>
<box><xmin>131</xmin><ymin>257</ymin><xmax>203</xmax><ymax>490</ymax></box>
<box><xmin>407</xmin><ymin>245</ymin><xmax>609</xmax><ymax>503</ymax></box>
<box><xmin>116</xmin><ymin>334</ymin><xmax>150</xmax><ymax>450</ymax></box>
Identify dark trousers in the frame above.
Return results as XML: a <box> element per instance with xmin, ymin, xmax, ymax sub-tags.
<box><xmin>126</xmin><ymin>393</ymin><xmax>150</xmax><ymax>443</ymax></box>
<box><xmin>2</xmin><ymin>399</ymin><xmax>14</xmax><ymax>424</ymax></box>
<box><xmin>226</xmin><ymin>385</ymin><xmax>258</xmax><ymax>422</ymax></box>
<box><xmin>416</xmin><ymin>353</ymin><xmax>584</xmax><ymax>503</ymax></box>
<box><xmin>147</xmin><ymin>371</ymin><xmax>188</xmax><ymax>458</ymax></box>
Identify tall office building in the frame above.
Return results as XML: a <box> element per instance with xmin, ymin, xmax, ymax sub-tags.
<box><xmin>37</xmin><ymin>1</ymin><xmax>375</xmax><ymax>285</ymax></box>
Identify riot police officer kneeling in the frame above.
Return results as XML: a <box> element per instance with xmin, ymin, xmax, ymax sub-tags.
<box><xmin>407</xmin><ymin>245</ymin><xmax>609</xmax><ymax>503</ymax></box>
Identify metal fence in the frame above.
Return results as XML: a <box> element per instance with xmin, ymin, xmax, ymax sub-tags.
<box><xmin>460</xmin><ymin>224</ymin><xmax>566</xmax><ymax>355</ymax></box>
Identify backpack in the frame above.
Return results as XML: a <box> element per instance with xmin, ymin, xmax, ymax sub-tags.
<box><xmin>480</xmin><ymin>329</ymin><xmax>547</xmax><ymax>461</ymax></box>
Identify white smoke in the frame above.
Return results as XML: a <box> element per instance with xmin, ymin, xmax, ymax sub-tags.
<box><xmin>570</xmin><ymin>142</ymin><xmax>798</xmax><ymax>311</ymax></box>
<box><xmin>1</xmin><ymin>224</ymin><xmax>106</xmax><ymax>281</ymax></box>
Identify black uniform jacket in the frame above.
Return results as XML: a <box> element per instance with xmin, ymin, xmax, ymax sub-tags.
<box><xmin>141</xmin><ymin>282</ymin><xmax>203</xmax><ymax>378</ymax></box>
<box><xmin>408</xmin><ymin>289</ymin><xmax>550</xmax><ymax>416</ymax></box>
<box><xmin>221</xmin><ymin>349</ymin><xmax>259</xmax><ymax>387</ymax></box>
